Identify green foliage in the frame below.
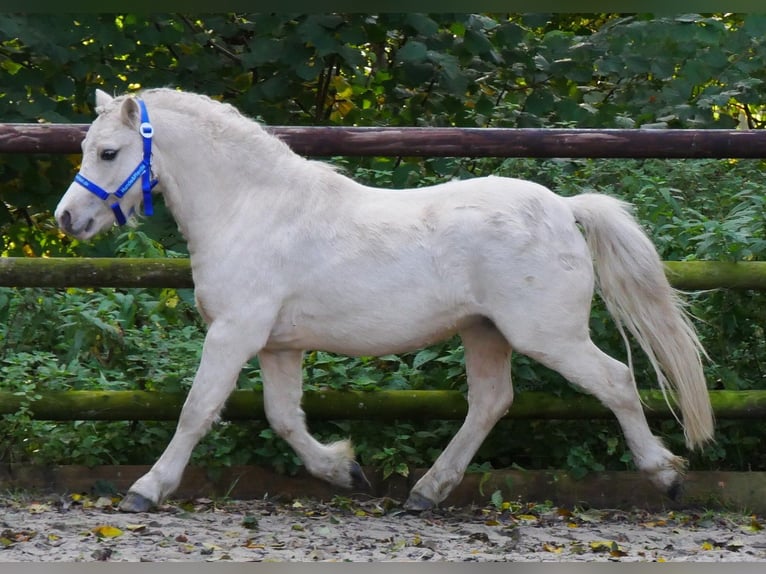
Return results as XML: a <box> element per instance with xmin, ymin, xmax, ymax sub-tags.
<box><xmin>2</xmin><ymin>14</ymin><xmax>766</xmax><ymax>478</ymax></box>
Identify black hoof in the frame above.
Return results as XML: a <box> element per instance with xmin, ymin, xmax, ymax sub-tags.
<box><xmin>119</xmin><ymin>492</ymin><xmax>155</xmax><ymax>513</ymax></box>
<box><xmin>350</xmin><ymin>461</ymin><xmax>372</xmax><ymax>492</ymax></box>
<box><xmin>403</xmin><ymin>491</ymin><xmax>436</xmax><ymax>513</ymax></box>
<box><xmin>667</xmin><ymin>480</ymin><xmax>684</xmax><ymax>502</ymax></box>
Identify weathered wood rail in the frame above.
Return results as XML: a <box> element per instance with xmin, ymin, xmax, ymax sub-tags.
<box><xmin>2</xmin><ymin>123</ymin><xmax>766</xmax><ymax>158</ymax></box>
<box><xmin>1</xmin><ymin>389</ymin><xmax>765</xmax><ymax>421</ymax></box>
<box><xmin>2</xmin><ymin>122</ymin><xmax>766</xmax><ymax>423</ymax></box>
<box><xmin>3</xmin><ymin>257</ymin><xmax>766</xmax><ymax>291</ymax></box>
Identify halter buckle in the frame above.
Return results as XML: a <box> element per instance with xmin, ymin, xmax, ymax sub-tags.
<box><xmin>140</xmin><ymin>122</ymin><xmax>154</xmax><ymax>138</ymax></box>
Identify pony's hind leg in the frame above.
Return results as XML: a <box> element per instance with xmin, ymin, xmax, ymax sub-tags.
<box><xmin>521</xmin><ymin>336</ymin><xmax>686</xmax><ymax>497</ymax></box>
<box><xmin>405</xmin><ymin>320</ymin><xmax>513</xmax><ymax>511</ymax></box>
<box><xmin>257</xmin><ymin>349</ymin><xmax>371</xmax><ymax>491</ymax></box>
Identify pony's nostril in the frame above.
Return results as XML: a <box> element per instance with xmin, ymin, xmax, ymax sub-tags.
<box><xmin>59</xmin><ymin>210</ymin><xmax>72</xmax><ymax>233</ymax></box>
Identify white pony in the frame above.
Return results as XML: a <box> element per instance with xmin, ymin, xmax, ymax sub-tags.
<box><xmin>55</xmin><ymin>88</ymin><xmax>714</xmax><ymax>513</ymax></box>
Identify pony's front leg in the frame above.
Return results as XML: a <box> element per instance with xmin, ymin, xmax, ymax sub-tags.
<box><xmin>120</xmin><ymin>321</ymin><xmax>258</xmax><ymax>512</ymax></box>
<box><xmin>258</xmin><ymin>349</ymin><xmax>370</xmax><ymax>490</ymax></box>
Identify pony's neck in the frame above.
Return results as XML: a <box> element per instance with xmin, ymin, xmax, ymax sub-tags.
<box><xmin>143</xmin><ymin>92</ymin><xmax>343</xmax><ymax>255</ymax></box>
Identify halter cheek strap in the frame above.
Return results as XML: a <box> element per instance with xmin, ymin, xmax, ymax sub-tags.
<box><xmin>73</xmin><ymin>98</ymin><xmax>159</xmax><ymax>226</ymax></box>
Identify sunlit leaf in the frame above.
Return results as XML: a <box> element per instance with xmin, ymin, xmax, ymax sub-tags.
<box><xmin>92</xmin><ymin>525</ymin><xmax>124</xmax><ymax>539</ymax></box>
<box><xmin>28</xmin><ymin>503</ymin><xmax>52</xmax><ymax>514</ymax></box>
<box><xmin>590</xmin><ymin>540</ymin><xmax>623</xmax><ymax>554</ymax></box>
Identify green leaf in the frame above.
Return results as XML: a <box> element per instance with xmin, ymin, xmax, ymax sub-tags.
<box><xmin>404</xmin><ymin>13</ymin><xmax>439</xmax><ymax>36</ymax></box>
<box><xmin>413</xmin><ymin>349</ymin><xmax>439</xmax><ymax>370</ymax></box>
<box><xmin>242</xmin><ymin>37</ymin><xmax>282</xmax><ymax>67</ymax></box>
<box><xmin>464</xmin><ymin>29</ymin><xmax>493</xmax><ymax>55</ymax></box>
<box><xmin>396</xmin><ymin>40</ymin><xmax>428</xmax><ymax>63</ymax></box>
<box><xmin>741</xmin><ymin>14</ymin><xmax>766</xmax><ymax>38</ymax></box>
<box><xmin>490</xmin><ymin>489</ymin><xmax>504</xmax><ymax>509</ymax></box>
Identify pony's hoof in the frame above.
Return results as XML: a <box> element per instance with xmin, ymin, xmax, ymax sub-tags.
<box><xmin>666</xmin><ymin>480</ymin><xmax>684</xmax><ymax>501</ymax></box>
<box><xmin>119</xmin><ymin>492</ymin><xmax>155</xmax><ymax>513</ymax></box>
<box><xmin>350</xmin><ymin>461</ymin><xmax>372</xmax><ymax>492</ymax></box>
<box><xmin>403</xmin><ymin>492</ymin><xmax>436</xmax><ymax>512</ymax></box>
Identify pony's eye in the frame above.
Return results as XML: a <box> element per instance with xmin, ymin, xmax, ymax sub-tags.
<box><xmin>100</xmin><ymin>149</ymin><xmax>118</xmax><ymax>161</ymax></box>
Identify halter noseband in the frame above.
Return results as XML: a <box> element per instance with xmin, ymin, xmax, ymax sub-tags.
<box><xmin>73</xmin><ymin>98</ymin><xmax>159</xmax><ymax>226</ymax></box>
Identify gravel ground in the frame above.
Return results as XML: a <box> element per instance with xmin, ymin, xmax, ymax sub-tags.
<box><xmin>1</xmin><ymin>494</ymin><xmax>765</xmax><ymax>562</ymax></box>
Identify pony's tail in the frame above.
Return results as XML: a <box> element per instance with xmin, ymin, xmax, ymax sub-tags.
<box><xmin>567</xmin><ymin>192</ymin><xmax>714</xmax><ymax>450</ymax></box>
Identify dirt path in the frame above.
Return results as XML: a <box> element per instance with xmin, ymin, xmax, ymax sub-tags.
<box><xmin>1</xmin><ymin>494</ymin><xmax>765</xmax><ymax>562</ymax></box>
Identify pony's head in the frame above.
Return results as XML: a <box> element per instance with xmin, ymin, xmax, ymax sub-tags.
<box><xmin>55</xmin><ymin>89</ymin><xmax>159</xmax><ymax>240</ymax></box>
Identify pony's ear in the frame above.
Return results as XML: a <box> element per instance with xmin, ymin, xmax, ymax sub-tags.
<box><xmin>94</xmin><ymin>89</ymin><xmax>113</xmax><ymax>114</ymax></box>
<box><xmin>119</xmin><ymin>97</ymin><xmax>141</xmax><ymax>129</ymax></box>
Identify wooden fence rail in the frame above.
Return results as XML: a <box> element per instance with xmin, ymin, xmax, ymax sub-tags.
<box><xmin>3</xmin><ymin>123</ymin><xmax>766</xmax><ymax>158</ymax></box>
<box><xmin>3</xmin><ymin>258</ymin><xmax>766</xmax><ymax>290</ymax></box>
<box><xmin>2</xmin><ymin>389</ymin><xmax>765</xmax><ymax>422</ymax></box>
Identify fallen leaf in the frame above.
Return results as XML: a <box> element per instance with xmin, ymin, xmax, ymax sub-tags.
<box><xmin>590</xmin><ymin>540</ymin><xmax>624</xmax><ymax>555</ymax></box>
<box><xmin>92</xmin><ymin>525</ymin><xmax>124</xmax><ymax>539</ymax></box>
<box><xmin>569</xmin><ymin>542</ymin><xmax>587</xmax><ymax>555</ymax></box>
<box><xmin>242</xmin><ymin>515</ymin><xmax>259</xmax><ymax>530</ymax></box>
<box><xmin>125</xmin><ymin>524</ymin><xmax>147</xmax><ymax>532</ymax></box>
<box><xmin>576</xmin><ymin>509</ymin><xmax>604</xmax><ymax>523</ymax></box>
<box><xmin>701</xmin><ymin>541</ymin><xmax>714</xmax><ymax>551</ymax></box>
<box><xmin>726</xmin><ymin>540</ymin><xmax>744</xmax><ymax>552</ymax></box>
<box><xmin>543</xmin><ymin>543</ymin><xmax>564</xmax><ymax>553</ymax></box>
<box><xmin>1</xmin><ymin>529</ymin><xmax>35</xmax><ymax>544</ymax></box>
<box><xmin>28</xmin><ymin>503</ymin><xmax>51</xmax><ymax>514</ymax></box>
<box><xmin>94</xmin><ymin>497</ymin><xmax>115</xmax><ymax>509</ymax></box>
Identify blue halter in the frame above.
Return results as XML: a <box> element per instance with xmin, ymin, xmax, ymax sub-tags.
<box><xmin>73</xmin><ymin>98</ymin><xmax>159</xmax><ymax>226</ymax></box>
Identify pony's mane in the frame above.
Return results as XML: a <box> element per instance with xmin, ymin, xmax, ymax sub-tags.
<box><xmin>140</xmin><ymin>88</ymin><xmax>245</xmax><ymax>122</ymax></box>
<box><xmin>101</xmin><ymin>88</ymin><xmax>341</xmax><ymax>185</ymax></box>
<box><xmin>126</xmin><ymin>88</ymin><xmax>295</xmax><ymax>157</ymax></box>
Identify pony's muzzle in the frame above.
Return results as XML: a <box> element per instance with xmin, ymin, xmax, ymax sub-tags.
<box><xmin>56</xmin><ymin>208</ymin><xmax>94</xmax><ymax>238</ymax></box>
